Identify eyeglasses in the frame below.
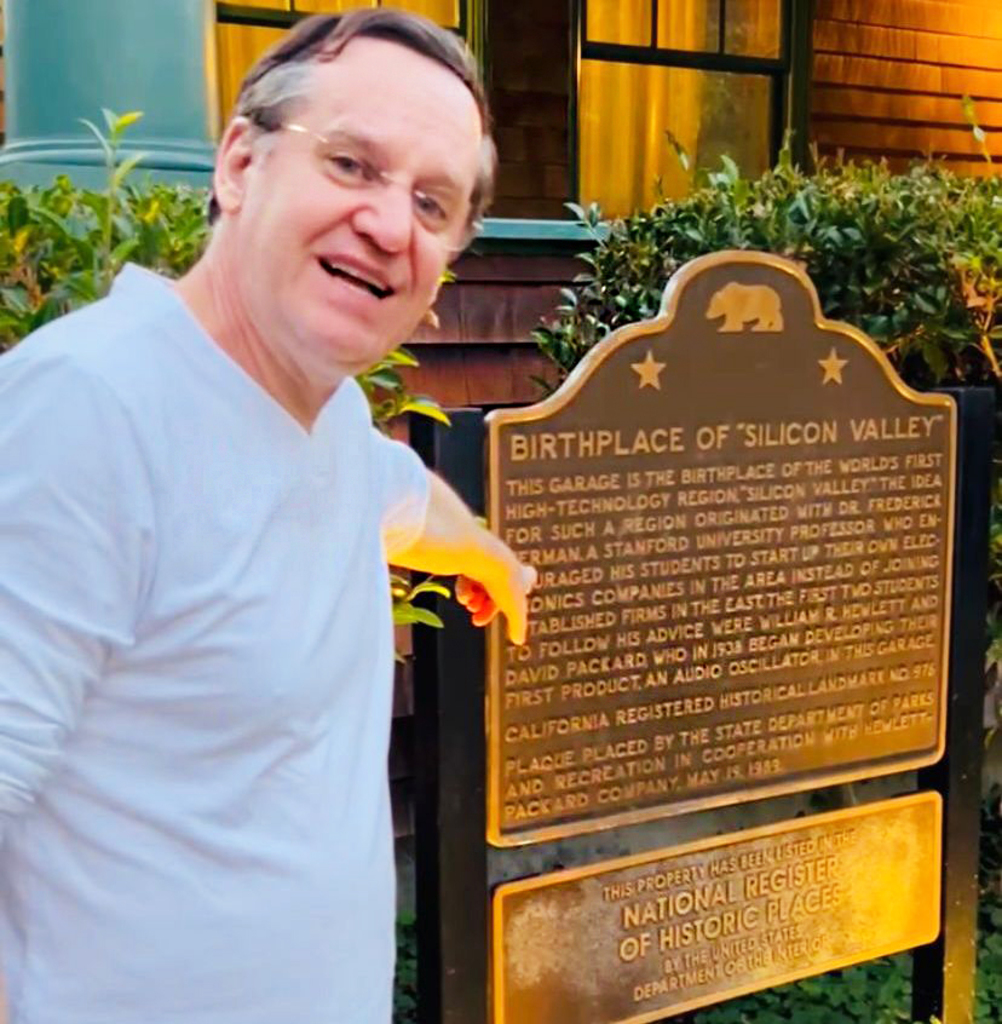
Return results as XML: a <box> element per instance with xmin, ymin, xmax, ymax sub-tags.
<box><xmin>281</xmin><ymin>122</ymin><xmax>473</xmax><ymax>249</ymax></box>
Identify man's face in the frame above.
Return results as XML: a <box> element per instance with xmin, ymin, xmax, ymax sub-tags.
<box><xmin>220</xmin><ymin>37</ymin><xmax>484</xmax><ymax>381</ymax></box>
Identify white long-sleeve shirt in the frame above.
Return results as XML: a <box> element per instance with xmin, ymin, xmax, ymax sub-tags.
<box><xmin>0</xmin><ymin>265</ymin><xmax>428</xmax><ymax>1023</ymax></box>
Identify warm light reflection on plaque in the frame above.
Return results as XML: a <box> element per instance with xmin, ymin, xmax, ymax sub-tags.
<box><xmin>493</xmin><ymin>793</ymin><xmax>941</xmax><ymax>1024</ymax></box>
<box><xmin>486</xmin><ymin>252</ymin><xmax>955</xmax><ymax>846</ymax></box>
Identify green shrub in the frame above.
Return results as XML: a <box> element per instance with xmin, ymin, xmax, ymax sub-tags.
<box><xmin>394</xmin><ymin>913</ymin><xmax>418</xmax><ymax>1022</ymax></box>
<box><xmin>535</xmin><ymin>151</ymin><xmax>1002</xmax><ymax>707</ymax></box>
<box><xmin>0</xmin><ymin>174</ymin><xmax>207</xmax><ymax>344</ymax></box>
<box><xmin>538</xmin><ymin>154</ymin><xmax>1002</xmax><ymax>388</ymax></box>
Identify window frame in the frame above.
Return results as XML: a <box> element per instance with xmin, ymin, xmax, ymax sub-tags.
<box><xmin>213</xmin><ymin>1</ymin><xmax>813</xmax><ymax>252</ymax></box>
<box><xmin>572</xmin><ymin>0</ymin><xmax>794</xmax><ymax>211</ymax></box>
<box><xmin>214</xmin><ymin>2</ymin><xmax>482</xmax><ymax>159</ymax></box>
<box><xmin>215</xmin><ymin>3</ymin><xmax>472</xmax><ymax>50</ymax></box>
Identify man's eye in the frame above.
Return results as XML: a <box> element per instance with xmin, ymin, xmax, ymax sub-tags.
<box><xmin>328</xmin><ymin>153</ymin><xmax>367</xmax><ymax>180</ymax></box>
<box><xmin>415</xmin><ymin>191</ymin><xmax>450</xmax><ymax>225</ymax></box>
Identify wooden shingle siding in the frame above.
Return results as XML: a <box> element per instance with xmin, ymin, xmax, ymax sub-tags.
<box><xmin>811</xmin><ymin>0</ymin><xmax>1002</xmax><ymax>173</ymax></box>
<box><xmin>401</xmin><ymin>253</ymin><xmax>570</xmax><ymax>408</ymax></box>
<box><xmin>488</xmin><ymin>0</ymin><xmax>572</xmax><ymax>219</ymax></box>
<box><xmin>821</xmin><ymin>0</ymin><xmax>1002</xmax><ymax>39</ymax></box>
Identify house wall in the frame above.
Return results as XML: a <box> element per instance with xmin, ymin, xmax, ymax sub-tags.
<box><xmin>487</xmin><ymin>0</ymin><xmax>573</xmax><ymax>220</ymax></box>
<box><xmin>812</xmin><ymin>0</ymin><xmax>1002</xmax><ymax>174</ymax></box>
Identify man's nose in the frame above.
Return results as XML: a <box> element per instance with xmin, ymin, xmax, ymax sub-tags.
<box><xmin>351</xmin><ymin>180</ymin><xmax>414</xmax><ymax>254</ymax></box>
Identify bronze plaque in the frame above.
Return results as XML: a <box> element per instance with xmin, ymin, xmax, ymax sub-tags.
<box><xmin>493</xmin><ymin>792</ymin><xmax>941</xmax><ymax>1024</ymax></box>
<box><xmin>487</xmin><ymin>252</ymin><xmax>956</xmax><ymax>845</ymax></box>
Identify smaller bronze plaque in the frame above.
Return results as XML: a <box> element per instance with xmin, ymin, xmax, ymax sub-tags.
<box><xmin>493</xmin><ymin>793</ymin><xmax>941</xmax><ymax>1024</ymax></box>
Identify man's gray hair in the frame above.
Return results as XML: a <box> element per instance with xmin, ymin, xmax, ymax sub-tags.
<box><xmin>210</xmin><ymin>9</ymin><xmax>497</xmax><ymax>241</ymax></box>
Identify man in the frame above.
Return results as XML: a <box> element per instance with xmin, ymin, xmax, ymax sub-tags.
<box><xmin>0</xmin><ymin>10</ymin><xmax>532</xmax><ymax>1023</ymax></box>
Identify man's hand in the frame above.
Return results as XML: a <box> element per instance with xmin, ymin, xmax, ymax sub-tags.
<box><xmin>455</xmin><ymin>563</ymin><xmax>537</xmax><ymax>643</ymax></box>
<box><xmin>389</xmin><ymin>472</ymin><xmax>537</xmax><ymax>644</ymax></box>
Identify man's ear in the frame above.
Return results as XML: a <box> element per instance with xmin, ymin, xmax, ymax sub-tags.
<box><xmin>213</xmin><ymin>117</ymin><xmax>258</xmax><ymax>217</ymax></box>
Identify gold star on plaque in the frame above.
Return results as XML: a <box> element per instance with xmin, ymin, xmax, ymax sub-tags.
<box><xmin>631</xmin><ymin>349</ymin><xmax>666</xmax><ymax>390</ymax></box>
<box><xmin>819</xmin><ymin>348</ymin><xmax>848</xmax><ymax>385</ymax></box>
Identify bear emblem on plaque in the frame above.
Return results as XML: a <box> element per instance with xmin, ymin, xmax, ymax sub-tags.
<box><xmin>706</xmin><ymin>281</ymin><xmax>784</xmax><ymax>332</ymax></box>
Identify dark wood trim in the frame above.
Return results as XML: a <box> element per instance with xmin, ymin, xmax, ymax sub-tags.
<box><xmin>458</xmin><ymin>0</ymin><xmax>468</xmax><ymax>45</ymax></box>
<box><xmin>216</xmin><ymin>2</ymin><xmax>466</xmax><ymax>33</ymax></box>
<box><xmin>773</xmin><ymin>65</ymin><xmax>788</xmax><ymax>167</ymax></box>
<box><xmin>581</xmin><ymin>40</ymin><xmax>787</xmax><ymax>74</ymax></box>
<box><xmin>216</xmin><ymin>3</ymin><xmax>301</xmax><ymax>28</ymax></box>
<box><xmin>470</xmin><ymin>0</ymin><xmax>486</xmax><ymax>90</ymax></box>
<box><xmin>568</xmin><ymin>0</ymin><xmax>581</xmax><ymax>205</ymax></box>
<box><xmin>788</xmin><ymin>0</ymin><xmax>816</xmax><ymax>167</ymax></box>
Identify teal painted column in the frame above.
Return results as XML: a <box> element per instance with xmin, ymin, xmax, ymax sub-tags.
<box><xmin>0</xmin><ymin>0</ymin><xmax>219</xmax><ymax>187</ymax></box>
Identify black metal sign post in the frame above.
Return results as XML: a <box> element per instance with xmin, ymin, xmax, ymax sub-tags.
<box><xmin>412</xmin><ymin>411</ymin><xmax>489</xmax><ymax>1024</ymax></box>
<box><xmin>912</xmin><ymin>387</ymin><xmax>994</xmax><ymax>1024</ymax></box>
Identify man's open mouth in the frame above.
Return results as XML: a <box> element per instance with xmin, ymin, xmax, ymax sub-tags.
<box><xmin>318</xmin><ymin>258</ymin><xmax>393</xmax><ymax>300</ymax></box>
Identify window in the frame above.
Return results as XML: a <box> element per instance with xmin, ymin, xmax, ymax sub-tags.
<box><xmin>578</xmin><ymin>0</ymin><xmax>788</xmax><ymax>217</ymax></box>
<box><xmin>215</xmin><ymin>1</ymin><xmax>468</xmax><ymax>128</ymax></box>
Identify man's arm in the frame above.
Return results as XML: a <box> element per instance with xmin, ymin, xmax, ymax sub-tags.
<box><xmin>388</xmin><ymin>472</ymin><xmax>535</xmax><ymax>645</ymax></box>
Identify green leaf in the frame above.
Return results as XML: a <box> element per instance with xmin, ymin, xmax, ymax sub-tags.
<box><xmin>399</xmin><ymin>399</ymin><xmax>451</xmax><ymax>425</ymax></box>
<box><xmin>7</xmin><ymin>194</ymin><xmax>28</xmax><ymax>234</ymax></box>
<box><xmin>115</xmin><ymin>111</ymin><xmax>144</xmax><ymax>132</ymax></box>
<box><xmin>392</xmin><ymin>604</ymin><xmax>444</xmax><ymax>628</ymax></box>
<box><xmin>0</xmin><ymin>285</ymin><xmax>30</xmax><ymax>314</ymax></box>
<box><xmin>110</xmin><ymin>238</ymin><xmax>140</xmax><ymax>267</ymax></box>
<box><xmin>382</xmin><ymin>347</ymin><xmax>420</xmax><ymax>368</ymax></box>
<box><xmin>407</xmin><ymin>580</ymin><xmax>450</xmax><ymax>600</ymax></box>
<box><xmin>719</xmin><ymin>154</ymin><xmax>741</xmax><ymax>182</ymax></box>
<box><xmin>408</xmin><ymin>606</ymin><xmax>444</xmax><ymax>628</ymax></box>
<box><xmin>78</xmin><ymin>118</ymin><xmax>113</xmax><ymax>163</ymax></box>
<box><xmin>364</xmin><ymin>369</ymin><xmax>403</xmax><ymax>391</ymax></box>
<box><xmin>112</xmin><ymin>152</ymin><xmax>147</xmax><ymax>191</ymax></box>
<box><xmin>663</xmin><ymin>129</ymin><xmax>691</xmax><ymax>172</ymax></box>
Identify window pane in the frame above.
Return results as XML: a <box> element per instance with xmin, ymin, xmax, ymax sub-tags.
<box><xmin>215</xmin><ymin>22</ymin><xmax>286</xmax><ymax>124</ymax></box>
<box><xmin>293</xmin><ymin>0</ymin><xmax>459</xmax><ymax>24</ymax></box>
<box><xmin>393</xmin><ymin>0</ymin><xmax>460</xmax><ymax>29</ymax></box>
<box><xmin>579</xmin><ymin>59</ymin><xmax>772</xmax><ymax>217</ymax></box>
<box><xmin>725</xmin><ymin>0</ymin><xmax>781</xmax><ymax>58</ymax></box>
<box><xmin>656</xmin><ymin>0</ymin><xmax>719</xmax><ymax>53</ymax></box>
<box><xmin>586</xmin><ymin>0</ymin><xmax>650</xmax><ymax>47</ymax></box>
<box><xmin>216</xmin><ymin>0</ymin><xmax>464</xmax><ymax>127</ymax></box>
<box><xmin>292</xmin><ymin>0</ymin><xmax>375</xmax><ymax>11</ymax></box>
